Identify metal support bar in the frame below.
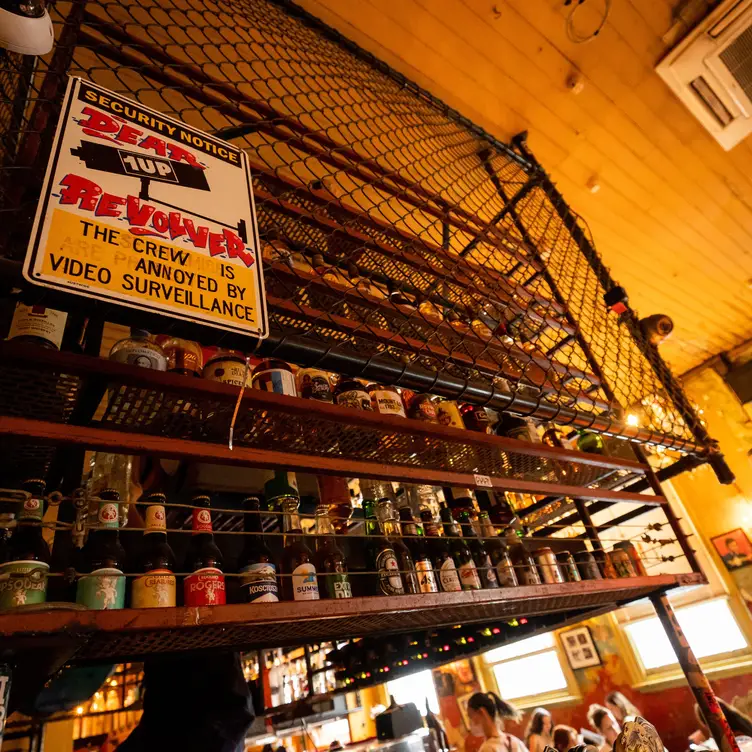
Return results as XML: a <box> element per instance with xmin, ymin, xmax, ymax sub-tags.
<box><xmin>574</xmin><ymin>499</ymin><xmax>604</xmax><ymax>559</ymax></box>
<box><xmin>633</xmin><ymin>445</ymin><xmax>701</xmax><ymax>572</ymax></box>
<box><xmin>651</xmin><ymin>594</ymin><xmax>739</xmax><ymax>752</ymax></box>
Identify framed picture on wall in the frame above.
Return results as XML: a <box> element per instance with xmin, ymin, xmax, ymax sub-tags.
<box><xmin>560</xmin><ymin>626</ymin><xmax>601</xmax><ymax>669</ymax></box>
<box><xmin>711</xmin><ymin>529</ymin><xmax>752</xmax><ymax>571</ymax></box>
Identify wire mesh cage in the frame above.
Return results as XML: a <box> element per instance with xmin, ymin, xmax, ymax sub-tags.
<box><xmin>0</xmin><ymin>0</ymin><xmax>716</xmax><ymax>458</ymax></box>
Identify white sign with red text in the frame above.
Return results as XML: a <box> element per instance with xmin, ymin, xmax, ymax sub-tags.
<box><xmin>24</xmin><ymin>77</ymin><xmax>268</xmax><ymax>338</ymax></box>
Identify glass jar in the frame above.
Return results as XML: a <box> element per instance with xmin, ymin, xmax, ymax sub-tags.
<box><xmin>203</xmin><ymin>350</ymin><xmax>250</xmax><ymax>388</ymax></box>
<box><xmin>333</xmin><ymin>378</ymin><xmax>372</xmax><ymax>411</ymax></box>
<box><xmin>110</xmin><ymin>329</ymin><xmax>167</xmax><ymax>370</ymax></box>
<box><xmin>296</xmin><ymin>368</ymin><xmax>334</xmax><ymax>402</ymax></box>
<box><xmin>160</xmin><ymin>336</ymin><xmax>203</xmax><ymax>377</ymax></box>
<box><xmin>252</xmin><ymin>359</ymin><xmax>297</xmax><ymax>396</ymax></box>
<box><xmin>368</xmin><ymin>384</ymin><xmax>406</xmax><ymax>417</ymax></box>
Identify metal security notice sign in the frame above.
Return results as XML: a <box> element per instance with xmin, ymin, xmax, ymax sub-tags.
<box><xmin>24</xmin><ymin>78</ymin><xmax>268</xmax><ymax>338</ymax></box>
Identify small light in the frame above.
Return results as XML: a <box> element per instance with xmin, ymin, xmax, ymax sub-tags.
<box><xmin>492</xmin><ymin>628</ymin><xmax>501</xmax><ymax>635</ymax></box>
<box><xmin>626</xmin><ymin>413</ymin><xmax>639</xmax><ymax>427</ymax></box>
<box><xmin>467</xmin><ymin>637</ymin><xmax>474</xmax><ymax>643</ymax></box>
<box><xmin>76</xmin><ymin>706</ymin><xmax>84</xmax><ymax>715</ymax></box>
<box><xmin>520</xmin><ymin>618</ymin><xmax>528</xmax><ymax>625</ymax></box>
<box><xmin>91</xmin><ymin>703</ymin><xmax>99</xmax><ymax>712</ymax></box>
<box><xmin>110</xmin><ymin>679</ymin><xmax>118</xmax><ymax>687</ymax></box>
<box><xmin>443</xmin><ymin>644</ymin><xmax>450</xmax><ymax>651</ymax></box>
<box><xmin>384</xmin><ymin>667</ymin><xmax>390</xmax><ymax>672</ymax></box>
<box><xmin>423</xmin><ymin>653</ymin><xmax>428</xmax><ymax>658</ymax></box>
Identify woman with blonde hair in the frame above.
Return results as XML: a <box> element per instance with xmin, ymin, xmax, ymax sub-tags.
<box><xmin>605</xmin><ymin>692</ymin><xmax>641</xmax><ymax>725</ymax></box>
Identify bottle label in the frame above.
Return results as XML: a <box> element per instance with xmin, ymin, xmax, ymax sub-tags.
<box><xmin>252</xmin><ymin>368</ymin><xmax>297</xmax><ymax>396</ymax></box>
<box><xmin>8</xmin><ymin>304</ymin><xmax>67</xmax><ymax>349</ymax></box>
<box><xmin>76</xmin><ymin>567</ymin><xmax>125</xmax><ymax>610</ymax></box>
<box><xmin>240</xmin><ymin>562</ymin><xmax>279</xmax><ymax>603</ymax></box>
<box><xmin>192</xmin><ymin>508</ymin><xmax>213</xmax><ymax>533</ymax></box>
<box><xmin>326</xmin><ymin>572</ymin><xmax>353</xmax><ymax>600</ymax></box>
<box><xmin>97</xmin><ymin>502</ymin><xmax>120</xmax><ymax>529</ymax></box>
<box><xmin>437</xmin><ymin>402</ymin><xmax>463</xmax><ymax>428</ymax></box>
<box><xmin>519</xmin><ymin>566</ymin><xmax>541</xmax><ymax>586</ymax></box>
<box><xmin>370</xmin><ymin>390</ymin><xmax>406</xmax><ymax>417</ymax></box>
<box><xmin>298</xmin><ymin>370</ymin><xmax>332</xmax><ymax>402</ymax></box>
<box><xmin>0</xmin><ymin>561</ymin><xmax>49</xmax><ymax>608</ymax></box>
<box><xmin>458</xmin><ymin>560</ymin><xmax>482</xmax><ymax>590</ymax></box>
<box><xmin>439</xmin><ymin>558</ymin><xmax>462</xmax><ymax>592</ymax></box>
<box><xmin>145</xmin><ymin>505</ymin><xmax>167</xmax><ymax>533</ymax></box>
<box><xmin>412</xmin><ymin>398</ymin><xmax>437</xmax><ymax>421</ymax></box>
<box><xmin>184</xmin><ymin>567</ymin><xmax>226</xmax><ymax>606</ymax></box>
<box><xmin>375</xmin><ymin>549</ymin><xmax>404</xmax><ymax>595</ymax></box>
<box><xmin>110</xmin><ymin>345</ymin><xmax>167</xmax><ymax>371</ymax></box>
<box><xmin>415</xmin><ymin>559</ymin><xmax>439</xmax><ymax>593</ymax></box>
<box><xmin>292</xmin><ymin>563</ymin><xmax>319</xmax><ymax>601</ymax></box>
<box><xmin>336</xmin><ymin>389</ymin><xmax>372</xmax><ymax>411</ymax></box>
<box><xmin>131</xmin><ymin>569</ymin><xmax>176</xmax><ymax>608</ymax></box>
<box><xmin>204</xmin><ymin>359</ymin><xmax>251</xmax><ymax>388</ymax></box>
<box><xmin>483</xmin><ymin>556</ymin><xmax>499</xmax><ymax>588</ymax></box>
<box><xmin>17</xmin><ymin>496</ymin><xmax>43</xmax><ymax>522</ymax></box>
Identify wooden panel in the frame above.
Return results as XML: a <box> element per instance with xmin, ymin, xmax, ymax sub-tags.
<box><xmin>298</xmin><ymin>0</ymin><xmax>752</xmax><ymax>374</ymax></box>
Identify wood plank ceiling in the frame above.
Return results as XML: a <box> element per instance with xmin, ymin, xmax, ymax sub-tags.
<box><xmin>298</xmin><ymin>0</ymin><xmax>752</xmax><ymax>376</ymax></box>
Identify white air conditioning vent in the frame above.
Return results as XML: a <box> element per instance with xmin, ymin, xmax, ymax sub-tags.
<box><xmin>657</xmin><ymin>0</ymin><xmax>752</xmax><ymax>150</ymax></box>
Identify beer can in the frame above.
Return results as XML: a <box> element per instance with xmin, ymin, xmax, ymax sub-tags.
<box><xmin>533</xmin><ymin>547</ymin><xmax>564</xmax><ymax>584</ymax></box>
<box><xmin>556</xmin><ymin>551</ymin><xmax>581</xmax><ymax>582</ymax></box>
<box><xmin>610</xmin><ymin>547</ymin><xmax>637</xmax><ymax>578</ymax></box>
<box><xmin>614</xmin><ymin>540</ymin><xmax>647</xmax><ymax>577</ymax></box>
<box><xmin>597</xmin><ymin>551</ymin><xmax>618</xmax><ymax>579</ymax></box>
<box><xmin>573</xmin><ymin>550</ymin><xmax>602</xmax><ymax>580</ymax></box>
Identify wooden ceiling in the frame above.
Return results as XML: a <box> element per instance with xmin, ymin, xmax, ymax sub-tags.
<box><xmin>298</xmin><ymin>0</ymin><xmax>752</xmax><ymax>376</ymax></box>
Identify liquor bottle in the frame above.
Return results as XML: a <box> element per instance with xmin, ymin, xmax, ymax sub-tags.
<box><xmin>399</xmin><ymin>508</ymin><xmax>437</xmax><ymax>594</ymax></box>
<box><xmin>460</xmin><ymin>403</ymin><xmax>493</xmax><ymax>433</ymax></box>
<box><xmin>368</xmin><ymin>383</ymin><xmax>407</xmax><ymax>418</ymax></box>
<box><xmin>159</xmin><ymin>337</ymin><xmax>203</xmax><ymax>377</ymax></box>
<box><xmin>503</xmin><ymin>526</ymin><xmax>541</xmax><ymax>586</ymax></box>
<box><xmin>362</xmin><ymin>491</ymin><xmax>405</xmax><ymax>597</ymax></box>
<box><xmin>420</xmin><ymin>509</ymin><xmax>461</xmax><ymax>593</ymax></box>
<box><xmin>458</xmin><ymin>510</ymin><xmax>499</xmax><ymax>589</ymax></box>
<box><xmin>109</xmin><ymin>328</ymin><xmax>167</xmax><ymax>370</ymax></box>
<box><xmin>478</xmin><ymin>512</ymin><xmax>517</xmax><ymax>588</ymax></box>
<box><xmin>183</xmin><ymin>494</ymin><xmax>226</xmax><ymax>606</ymax></box>
<box><xmin>440</xmin><ymin>506</ymin><xmax>481</xmax><ymax>591</ymax></box>
<box><xmin>445</xmin><ymin>487</ymin><xmax>476</xmax><ymax>516</ymax></box>
<box><xmin>297</xmin><ymin>369</ymin><xmax>334</xmax><ymax>402</ymax></box>
<box><xmin>7</xmin><ymin>303</ymin><xmax>67</xmax><ymax>350</ymax></box>
<box><xmin>0</xmin><ymin>479</ymin><xmax>50</xmax><ymax>609</ymax></box>
<box><xmin>131</xmin><ymin>492</ymin><xmax>176</xmax><ymax>608</ymax></box>
<box><xmin>436</xmin><ymin>400</ymin><xmax>464</xmax><ymax>429</ymax></box>
<box><xmin>203</xmin><ymin>349</ymin><xmax>251</xmax><ymax>388</ymax></box>
<box><xmin>333</xmin><ymin>377</ymin><xmax>373</xmax><ymax>411</ymax></box>
<box><xmin>314</xmin><ymin>506</ymin><xmax>352</xmax><ymax>599</ymax></box>
<box><xmin>280</xmin><ymin>492</ymin><xmax>319</xmax><ymax>602</ymax></box>
<box><xmin>238</xmin><ymin>495</ymin><xmax>279</xmax><ymax>603</ymax></box>
<box><xmin>378</xmin><ymin>499</ymin><xmax>419</xmax><ymax>594</ymax></box>
<box><xmin>317</xmin><ymin>476</ymin><xmax>352</xmax><ymax>535</ymax></box>
<box><xmin>77</xmin><ymin>489</ymin><xmax>126</xmax><ymax>610</ymax></box>
<box><xmin>401</xmin><ymin>391</ymin><xmax>439</xmax><ymax>423</ymax></box>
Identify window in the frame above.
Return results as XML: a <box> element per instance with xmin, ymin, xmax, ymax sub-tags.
<box><xmin>387</xmin><ymin>670</ymin><xmax>439</xmax><ymax>715</ymax></box>
<box><xmin>485</xmin><ymin>633</ymin><xmax>571</xmax><ymax>703</ymax></box>
<box><xmin>624</xmin><ymin>597</ymin><xmax>748</xmax><ymax>671</ymax></box>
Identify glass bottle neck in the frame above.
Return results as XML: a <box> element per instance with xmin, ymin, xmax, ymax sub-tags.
<box><xmin>315</xmin><ymin>509</ymin><xmax>335</xmax><ymax>536</ymax></box>
<box><xmin>243</xmin><ymin>499</ymin><xmax>264</xmax><ymax>534</ymax></box>
<box><xmin>282</xmin><ymin>501</ymin><xmax>303</xmax><ymax>534</ymax></box>
<box><xmin>382</xmin><ymin>518</ymin><xmax>400</xmax><ymax>537</ymax></box>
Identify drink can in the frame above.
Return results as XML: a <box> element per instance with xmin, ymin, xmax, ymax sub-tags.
<box><xmin>573</xmin><ymin>550</ymin><xmax>602</xmax><ymax>580</ymax></box>
<box><xmin>614</xmin><ymin>541</ymin><xmax>647</xmax><ymax>576</ymax></box>
<box><xmin>610</xmin><ymin>547</ymin><xmax>637</xmax><ymax>578</ymax></box>
<box><xmin>597</xmin><ymin>551</ymin><xmax>618</xmax><ymax>579</ymax></box>
<box><xmin>533</xmin><ymin>547</ymin><xmax>564</xmax><ymax>584</ymax></box>
<box><xmin>556</xmin><ymin>551</ymin><xmax>581</xmax><ymax>582</ymax></box>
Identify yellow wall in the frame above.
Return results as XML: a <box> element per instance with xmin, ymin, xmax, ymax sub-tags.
<box><xmin>348</xmin><ymin>685</ymin><xmax>386</xmax><ymax>742</ymax></box>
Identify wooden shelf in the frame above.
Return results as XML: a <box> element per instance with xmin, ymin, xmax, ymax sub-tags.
<box><xmin>0</xmin><ymin>343</ymin><xmax>653</xmax><ymax>500</ymax></box>
<box><xmin>0</xmin><ymin>574</ymin><xmax>704</xmax><ymax>663</ymax></box>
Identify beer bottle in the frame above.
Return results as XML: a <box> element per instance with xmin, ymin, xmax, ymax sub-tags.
<box><xmin>317</xmin><ymin>476</ymin><xmax>352</xmax><ymax>535</ymax></box>
<box><xmin>458</xmin><ymin>510</ymin><xmax>499</xmax><ymax>589</ymax></box>
<box><xmin>378</xmin><ymin>499</ymin><xmax>419</xmax><ymax>594</ymax></box>
<box><xmin>314</xmin><ymin>506</ymin><xmax>352</xmax><ymax>599</ymax></box>
<box><xmin>183</xmin><ymin>493</ymin><xmax>226</xmax><ymax>606</ymax></box>
<box><xmin>420</xmin><ymin>509</ymin><xmax>461</xmax><ymax>593</ymax></box>
<box><xmin>280</xmin><ymin>489</ymin><xmax>319</xmax><ymax>602</ymax></box>
<box><xmin>399</xmin><ymin>508</ymin><xmax>438</xmax><ymax>594</ymax></box>
<box><xmin>0</xmin><ymin>479</ymin><xmax>50</xmax><ymax>609</ymax></box>
<box><xmin>479</xmin><ymin>512</ymin><xmax>517</xmax><ymax>588</ymax></box>
<box><xmin>439</xmin><ymin>506</ymin><xmax>481</xmax><ymax>591</ymax></box>
<box><xmin>77</xmin><ymin>489</ymin><xmax>126</xmax><ymax>610</ymax></box>
<box><xmin>503</xmin><ymin>526</ymin><xmax>541</xmax><ymax>586</ymax></box>
<box><xmin>238</xmin><ymin>495</ymin><xmax>279</xmax><ymax>603</ymax></box>
<box><xmin>363</xmin><ymin>492</ymin><xmax>405</xmax><ymax>597</ymax></box>
<box><xmin>131</xmin><ymin>492</ymin><xmax>176</xmax><ymax>608</ymax></box>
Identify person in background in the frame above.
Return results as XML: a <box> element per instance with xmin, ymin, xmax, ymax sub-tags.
<box><xmin>691</xmin><ymin>699</ymin><xmax>752</xmax><ymax>751</ymax></box>
<box><xmin>525</xmin><ymin>708</ymin><xmax>553</xmax><ymax>752</ymax></box>
<box><xmin>553</xmin><ymin>725</ymin><xmax>578</xmax><ymax>752</ymax></box>
<box><xmin>466</xmin><ymin>692</ymin><xmax>530</xmax><ymax>752</ymax></box>
<box><xmin>587</xmin><ymin>704</ymin><xmax>621</xmax><ymax>752</ymax></box>
<box><xmin>605</xmin><ymin>692</ymin><xmax>642</xmax><ymax>725</ymax></box>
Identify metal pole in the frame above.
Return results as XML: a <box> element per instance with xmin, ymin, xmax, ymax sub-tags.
<box><xmin>651</xmin><ymin>594</ymin><xmax>739</xmax><ymax>752</ymax></box>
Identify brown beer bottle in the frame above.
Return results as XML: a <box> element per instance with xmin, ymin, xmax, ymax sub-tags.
<box><xmin>237</xmin><ymin>495</ymin><xmax>279</xmax><ymax>603</ymax></box>
<box><xmin>458</xmin><ymin>509</ymin><xmax>499</xmax><ymax>589</ymax></box>
<box><xmin>378</xmin><ymin>499</ymin><xmax>419</xmax><ymax>594</ymax></box>
<box><xmin>420</xmin><ymin>509</ymin><xmax>462</xmax><ymax>593</ymax></box>
<box><xmin>183</xmin><ymin>494</ymin><xmax>226</xmax><ymax>606</ymax></box>
<box><xmin>280</xmin><ymin>490</ymin><xmax>320</xmax><ymax>602</ymax></box>
<box><xmin>363</xmin><ymin>494</ymin><xmax>405</xmax><ymax>597</ymax></box>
